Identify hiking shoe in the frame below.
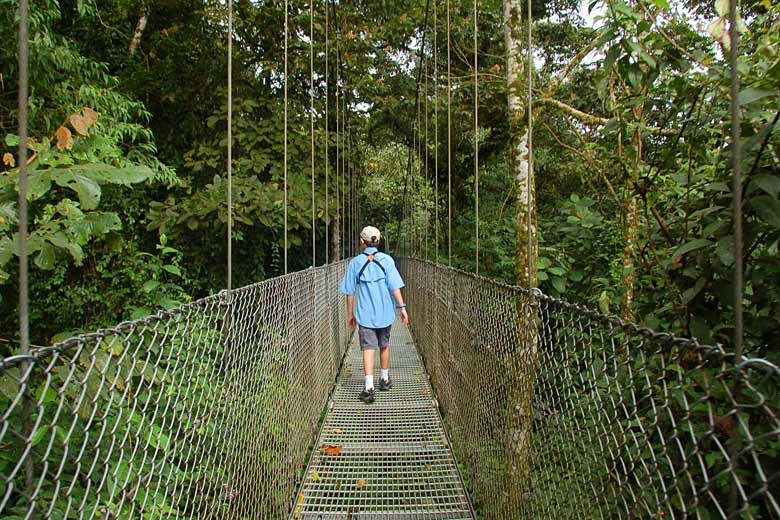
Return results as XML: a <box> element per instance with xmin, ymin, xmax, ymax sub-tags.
<box><xmin>379</xmin><ymin>378</ymin><xmax>393</xmax><ymax>391</ymax></box>
<box><xmin>359</xmin><ymin>388</ymin><xmax>375</xmax><ymax>404</ymax></box>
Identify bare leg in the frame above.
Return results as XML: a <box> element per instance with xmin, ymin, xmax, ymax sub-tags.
<box><xmin>363</xmin><ymin>349</ymin><xmax>375</xmax><ymax>377</ymax></box>
<box><xmin>380</xmin><ymin>346</ymin><xmax>390</xmax><ymax>370</ymax></box>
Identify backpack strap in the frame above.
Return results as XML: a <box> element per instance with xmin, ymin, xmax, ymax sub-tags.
<box><xmin>357</xmin><ymin>252</ymin><xmax>386</xmax><ymax>284</ymax></box>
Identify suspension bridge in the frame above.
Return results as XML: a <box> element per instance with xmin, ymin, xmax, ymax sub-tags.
<box><xmin>3</xmin><ymin>0</ymin><xmax>779</xmax><ymax>518</ymax></box>
<box><xmin>2</xmin><ymin>258</ymin><xmax>778</xmax><ymax>518</ymax></box>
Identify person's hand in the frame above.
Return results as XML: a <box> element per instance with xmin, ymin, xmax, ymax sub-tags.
<box><xmin>400</xmin><ymin>308</ymin><xmax>409</xmax><ymax>327</ymax></box>
<box><xmin>348</xmin><ymin>316</ymin><xmax>357</xmax><ymax>330</ymax></box>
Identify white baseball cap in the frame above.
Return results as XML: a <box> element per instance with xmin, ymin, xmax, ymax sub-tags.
<box><xmin>360</xmin><ymin>226</ymin><xmax>381</xmax><ymax>243</ymax></box>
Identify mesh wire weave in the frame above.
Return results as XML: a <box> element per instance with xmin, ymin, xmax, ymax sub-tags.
<box><xmin>1</xmin><ymin>261</ymin><xmax>349</xmax><ymax>519</ymax></box>
<box><xmin>399</xmin><ymin>257</ymin><xmax>779</xmax><ymax>520</ymax></box>
<box><xmin>3</xmin><ymin>258</ymin><xmax>779</xmax><ymax>519</ymax></box>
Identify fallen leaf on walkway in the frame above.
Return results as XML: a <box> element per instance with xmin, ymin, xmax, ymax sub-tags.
<box><xmin>293</xmin><ymin>493</ymin><xmax>304</xmax><ymax>519</ymax></box>
<box><xmin>321</xmin><ymin>444</ymin><xmax>342</xmax><ymax>456</ymax></box>
<box><xmin>421</xmin><ymin>389</ymin><xmax>430</xmax><ymax>394</ymax></box>
<box><xmin>331</xmin><ymin>428</ymin><xmax>344</xmax><ymax>434</ymax></box>
<box><xmin>356</xmin><ymin>479</ymin><xmax>366</xmax><ymax>490</ymax></box>
<box><xmin>312</xmin><ymin>470</ymin><xmax>321</xmax><ymax>482</ymax></box>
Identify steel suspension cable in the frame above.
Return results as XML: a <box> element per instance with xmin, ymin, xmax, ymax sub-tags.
<box><xmin>227</xmin><ymin>0</ymin><xmax>233</xmax><ymax>293</ymax></box>
<box><xmin>425</xmin><ymin>57</ymin><xmax>429</xmax><ymax>261</ymax></box>
<box><xmin>328</xmin><ymin>0</ymin><xmax>349</xmax><ymax>257</ymax></box>
<box><xmin>324</xmin><ymin>0</ymin><xmax>329</xmax><ymax>264</ymax></box>
<box><xmin>336</xmin><ymin>67</ymin><xmax>341</xmax><ymax>258</ymax></box>
<box><xmin>728</xmin><ymin>0</ymin><xmax>744</xmax><ymax>515</ymax></box>
<box><xmin>527</xmin><ymin>0</ymin><xmax>533</xmax><ymax>291</ymax></box>
<box><xmin>284</xmin><ymin>0</ymin><xmax>289</xmax><ymax>274</ymax></box>
<box><xmin>728</xmin><ymin>0</ymin><xmax>743</xmax><ymax>365</ymax></box>
<box><xmin>17</xmin><ymin>0</ymin><xmax>29</xmax><ymax>358</ymax></box>
<box><xmin>474</xmin><ymin>0</ymin><xmax>479</xmax><ymax>275</ymax></box>
<box><xmin>17</xmin><ymin>0</ymin><xmax>33</xmax><ymax>493</ymax></box>
<box><xmin>415</xmin><ymin>75</ymin><xmax>421</xmax><ymax>256</ymax></box>
<box><xmin>343</xmin><ymin>95</ymin><xmax>348</xmax><ymax>254</ymax></box>
<box><xmin>351</xmin><ymin>132</ymin><xmax>356</xmax><ymax>254</ymax></box>
<box><xmin>310</xmin><ymin>0</ymin><xmax>316</xmax><ymax>266</ymax></box>
<box><xmin>446</xmin><ymin>0</ymin><xmax>452</xmax><ymax>266</ymax></box>
<box><xmin>434</xmin><ymin>0</ymin><xmax>439</xmax><ymax>262</ymax></box>
<box><xmin>400</xmin><ymin>0</ymin><xmax>431</xmax><ymax>258</ymax></box>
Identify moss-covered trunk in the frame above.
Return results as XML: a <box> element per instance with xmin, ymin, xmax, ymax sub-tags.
<box><xmin>503</xmin><ymin>0</ymin><xmax>537</xmax><ymax>515</ymax></box>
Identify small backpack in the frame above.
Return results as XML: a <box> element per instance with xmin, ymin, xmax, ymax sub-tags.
<box><xmin>357</xmin><ymin>252</ymin><xmax>386</xmax><ymax>284</ymax></box>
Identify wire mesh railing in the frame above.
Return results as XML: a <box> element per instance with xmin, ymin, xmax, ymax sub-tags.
<box><xmin>0</xmin><ymin>261</ymin><xmax>349</xmax><ymax>519</ymax></box>
<box><xmin>400</xmin><ymin>257</ymin><xmax>779</xmax><ymax>520</ymax></box>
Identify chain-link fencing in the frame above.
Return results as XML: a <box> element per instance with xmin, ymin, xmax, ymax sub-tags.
<box><xmin>400</xmin><ymin>257</ymin><xmax>779</xmax><ymax>520</ymax></box>
<box><xmin>0</xmin><ymin>261</ymin><xmax>350</xmax><ymax>519</ymax></box>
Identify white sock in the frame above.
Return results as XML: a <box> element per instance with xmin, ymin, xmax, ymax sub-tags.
<box><xmin>365</xmin><ymin>375</ymin><xmax>374</xmax><ymax>391</ymax></box>
<box><xmin>381</xmin><ymin>369</ymin><xmax>389</xmax><ymax>381</ymax></box>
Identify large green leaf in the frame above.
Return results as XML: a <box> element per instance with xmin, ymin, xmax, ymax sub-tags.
<box><xmin>27</xmin><ymin>171</ymin><xmax>52</xmax><ymax>200</ymax></box>
<box><xmin>0</xmin><ymin>235</ymin><xmax>12</xmax><ymax>266</ymax></box>
<box><xmin>716</xmin><ymin>235</ymin><xmax>735</xmax><ymax>266</ymax></box>
<box><xmin>751</xmin><ymin>195</ymin><xmax>780</xmax><ymax>228</ymax></box>
<box><xmin>672</xmin><ymin>238</ymin><xmax>711</xmax><ymax>258</ymax></box>
<box><xmin>752</xmin><ymin>174</ymin><xmax>780</xmax><ymax>199</ymax></box>
<box><xmin>0</xmin><ymin>202</ymin><xmax>16</xmax><ymax>231</ymax></box>
<box><xmin>738</xmin><ymin>88</ymin><xmax>776</xmax><ymax>105</ymax></box>
<box><xmin>50</xmin><ymin>171</ymin><xmax>102</xmax><ymax>210</ymax></box>
<box><xmin>70</xmin><ymin>212</ymin><xmax>122</xmax><ymax>243</ymax></box>
<box><xmin>56</xmin><ymin>164</ymin><xmax>154</xmax><ymax>185</ymax></box>
<box><xmin>35</xmin><ymin>242</ymin><xmax>56</xmax><ymax>270</ymax></box>
<box><xmin>46</xmin><ymin>164</ymin><xmax>153</xmax><ymax>210</ymax></box>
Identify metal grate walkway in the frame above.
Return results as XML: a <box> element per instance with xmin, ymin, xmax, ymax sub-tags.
<box><xmin>293</xmin><ymin>319</ymin><xmax>474</xmax><ymax>519</ymax></box>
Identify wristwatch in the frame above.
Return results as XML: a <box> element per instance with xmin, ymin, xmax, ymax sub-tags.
<box><xmin>397</xmin><ymin>304</ymin><xmax>407</xmax><ymax>309</ymax></box>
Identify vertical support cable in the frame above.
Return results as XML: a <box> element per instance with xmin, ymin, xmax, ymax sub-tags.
<box><xmin>474</xmin><ymin>0</ymin><xmax>479</xmax><ymax>275</ymax></box>
<box><xmin>345</xmin><ymin>105</ymin><xmax>349</xmax><ymax>254</ymax></box>
<box><xmin>728</xmin><ymin>0</ymin><xmax>744</xmax><ymax>516</ymax></box>
<box><xmin>446</xmin><ymin>0</ymin><xmax>452</xmax><ymax>266</ymax></box>
<box><xmin>346</xmin><ymin>99</ymin><xmax>351</xmax><ymax>253</ymax></box>
<box><xmin>434</xmin><ymin>0</ymin><xmax>439</xmax><ymax>263</ymax></box>
<box><xmin>227</xmin><ymin>0</ymin><xmax>233</xmax><ymax>293</ymax></box>
<box><xmin>729</xmin><ymin>0</ymin><xmax>743</xmax><ymax>365</ymax></box>
<box><xmin>340</xmin><ymin>91</ymin><xmax>344</xmax><ymax>256</ymax></box>
<box><xmin>527</xmin><ymin>0</ymin><xmax>533</xmax><ymax>291</ymax></box>
<box><xmin>17</xmin><ymin>0</ymin><xmax>30</xmax><ymax>359</ymax></box>
<box><xmin>336</xmin><ymin>71</ymin><xmax>341</xmax><ymax>259</ymax></box>
<box><xmin>416</xmin><ymin>75</ymin><xmax>421</xmax><ymax>257</ymax></box>
<box><xmin>310</xmin><ymin>0</ymin><xmax>316</xmax><ymax>266</ymax></box>
<box><xmin>324</xmin><ymin>0</ymin><xmax>329</xmax><ymax>264</ymax></box>
<box><xmin>284</xmin><ymin>0</ymin><xmax>289</xmax><ymax>274</ymax></box>
<box><xmin>350</xmin><ymin>131</ymin><xmax>355</xmax><ymax>254</ymax></box>
<box><xmin>17</xmin><ymin>0</ymin><xmax>34</xmax><ymax>496</ymax></box>
<box><xmin>424</xmin><ymin>57</ymin><xmax>429</xmax><ymax>261</ymax></box>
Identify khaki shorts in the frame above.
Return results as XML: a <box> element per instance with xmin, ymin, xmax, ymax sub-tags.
<box><xmin>358</xmin><ymin>325</ymin><xmax>391</xmax><ymax>351</ymax></box>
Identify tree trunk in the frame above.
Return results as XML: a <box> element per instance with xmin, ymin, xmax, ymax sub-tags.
<box><xmin>621</xmin><ymin>195</ymin><xmax>638</xmax><ymax>320</ymax></box>
<box><xmin>503</xmin><ymin>0</ymin><xmax>536</xmax><ymax>516</ymax></box>
<box><xmin>330</xmin><ymin>214</ymin><xmax>341</xmax><ymax>263</ymax></box>
<box><xmin>506</xmin><ymin>3</ymin><xmax>536</xmax><ymax>289</ymax></box>
<box><xmin>620</xmin><ymin>102</ymin><xmax>644</xmax><ymax>321</ymax></box>
<box><xmin>129</xmin><ymin>12</ymin><xmax>148</xmax><ymax>56</ymax></box>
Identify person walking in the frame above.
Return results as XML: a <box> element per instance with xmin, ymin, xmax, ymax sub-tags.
<box><xmin>339</xmin><ymin>226</ymin><xmax>408</xmax><ymax>404</ymax></box>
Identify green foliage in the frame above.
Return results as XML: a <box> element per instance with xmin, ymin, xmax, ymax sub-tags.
<box><xmin>1</xmin><ymin>0</ymin><xmax>178</xmax><ymax>343</ymax></box>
